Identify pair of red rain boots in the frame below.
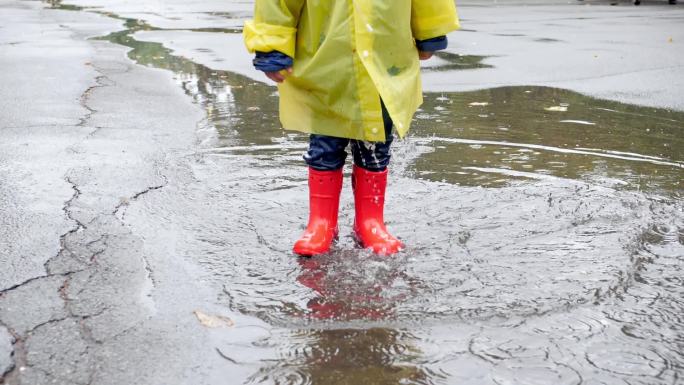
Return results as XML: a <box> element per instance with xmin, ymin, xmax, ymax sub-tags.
<box><xmin>293</xmin><ymin>165</ymin><xmax>404</xmax><ymax>256</ymax></box>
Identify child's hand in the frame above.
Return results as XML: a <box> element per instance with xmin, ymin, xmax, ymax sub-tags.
<box><xmin>418</xmin><ymin>51</ymin><xmax>434</xmax><ymax>60</ymax></box>
<box><xmin>265</xmin><ymin>67</ymin><xmax>293</xmax><ymax>83</ymax></box>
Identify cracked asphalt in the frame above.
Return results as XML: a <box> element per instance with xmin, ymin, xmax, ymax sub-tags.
<box><xmin>1</xmin><ymin>1</ymin><xmax>242</xmax><ymax>383</ymax></box>
<box><xmin>1</xmin><ymin>1</ymin><xmax>683</xmax><ymax>384</ymax></box>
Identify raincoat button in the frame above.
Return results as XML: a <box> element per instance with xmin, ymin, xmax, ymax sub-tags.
<box><xmin>371</xmin><ymin>127</ymin><xmax>378</xmax><ymax>134</ymax></box>
<box><xmin>363</xmin><ymin>50</ymin><xmax>369</xmax><ymax>58</ymax></box>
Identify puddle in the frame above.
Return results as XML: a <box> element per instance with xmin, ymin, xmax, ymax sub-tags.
<box><xmin>46</xmin><ymin>0</ymin><xmax>84</xmax><ymax>11</ymax></box>
<box><xmin>423</xmin><ymin>51</ymin><xmax>493</xmax><ymax>72</ymax></box>
<box><xmin>88</xmin><ymin>11</ymin><xmax>683</xmax><ymax>198</ymax></box>
<box><xmin>47</xmin><ymin>1</ymin><xmax>684</xmax><ymax>384</ymax></box>
<box><xmin>414</xmin><ymin>88</ymin><xmax>684</xmax><ymax>196</ymax></box>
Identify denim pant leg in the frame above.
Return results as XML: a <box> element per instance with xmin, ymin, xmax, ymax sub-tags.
<box><xmin>350</xmin><ymin>102</ymin><xmax>394</xmax><ymax>172</ymax></box>
<box><xmin>304</xmin><ymin>134</ymin><xmax>350</xmax><ymax>171</ymax></box>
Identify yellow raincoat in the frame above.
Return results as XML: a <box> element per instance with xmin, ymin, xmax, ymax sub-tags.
<box><xmin>244</xmin><ymin>0</ymin><xmax>460</xmax><ymax>141</ymax></box>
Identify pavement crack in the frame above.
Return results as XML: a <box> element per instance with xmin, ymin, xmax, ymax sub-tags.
<box><xmin>43</xmin><ymin>175</ymin><xmax>88</xmax><ymax>275</ymax></box>
<box><xmin>77</xmin><ymin>66</ymin><xmax>115</xmax><ymax>128</ymax></box>
<box><xmin>63</xmin><ymin>176</ymin><xmax>86</xmax><ymax>230</ymax></box>
<box><xmin>0</xmin><ymin>271</ymin><xmax>84</xmax><ymax>298</ymax></box>
<box><xmin>142</xmin><ymin>254</ymin><xmax>157</xmax><ymax>288</ymax></box>
<box><xmin>1</xmin><ymin>276</ymin><xmax>47</xmax><ymax>297</ymax></box>
<box><xmin>132</xmin><ymin>184</ymin><xmax>165</xmax><ymax>201</ymax></box>
<box><xmin>113</xmin><ymin>180</ymin><xmax>167</xmax><ymax>218</ymax></box>
<box><xmin>0</xmin><ymin>322</ymin><xmax>23</xmax><ymax>383</ymax></box>
<box><xmin>216</xmin><ymin>348</ymin><xmax>240</xmax><ymax>364</ymax></box>
<box><xmin>58</xmin><ymin>276</ymin><xmax>103</xmax><ymax>346</ymax></box>
<box><xmin>2</xmin><ymin>123</ymin><xmax>78</xmax><ymax>131</ymax></box>
<box><xmin>25</xmin><ymin>317</ymin><xmax>71</xmax><ymax>335</ymax></box>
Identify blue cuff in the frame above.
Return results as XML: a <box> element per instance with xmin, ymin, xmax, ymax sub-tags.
<box><xmin>253</xmin><ymin>51</ymin><xmax>293</xmax><ymax>73</ymax></box>
<box><xmin>415</xmin><ymin>36</ymin><xmax>448</xmax><ymax>52</ymax></box>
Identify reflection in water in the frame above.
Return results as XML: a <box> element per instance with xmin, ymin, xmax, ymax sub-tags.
<box><xmin>92</xmin><ymin>15</ymin><xmax>298</xmax><ymax>152</ymax></box>
<box><xmin>296</xmin><ymin>253</ymin><xmax>423</xmax><ymax>321</ymax></box>
<box><xmin>257</xmin><ymin>257</ymin><xmax>433</xmax><ymax>383</ymax></box>
<box><xmin>249</xmin><ymin>328</ymin><xmax>433</xmax><ymax>385</ymax></box>
<box><xmin>93</xmin><ymin>14</ymin><xmax>684</xmax><ymax>198</ymax></box>
<box><xmin>415</xmin><ymin>88</ymin><xmax>684</xmax><ymax>195</ymax></box>
<box><xmin>423</xmin><ymin>51</ymin><xmax>493</xmax><ymax>72</ymax></box>
<box><xmin>46</xmin><ymin>0</ymin><xmax>83</xmax><ymax>11</ymax></box>
<box><xmin>297</xmin><ymin>257</ymin><xmax>392</xmax><ymax>321</ymax></box>
<box><xmin>49</xmin><ymin>3</ymin><xmax>684</xmax><ymax>384</ymax></box>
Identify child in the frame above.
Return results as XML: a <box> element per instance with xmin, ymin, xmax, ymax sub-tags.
<box><xmin>244</xmin><ymin>0</ymin><xmax>460</xmax><ymax>256</ymax></box>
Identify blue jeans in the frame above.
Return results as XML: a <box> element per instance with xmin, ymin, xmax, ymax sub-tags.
<box><xmin>304</xmin><ymin>102</ymin><xmax>394</xmax><ymax>172</ymax></box>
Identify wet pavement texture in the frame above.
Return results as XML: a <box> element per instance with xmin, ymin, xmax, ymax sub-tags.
<box><xmin>1</xmin><ymin>0</ymin><xmax>683</xmax><ymax>384</ymax></box>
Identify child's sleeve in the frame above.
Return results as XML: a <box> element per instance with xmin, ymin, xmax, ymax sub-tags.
<box><xmin>243</xmin><ymin>0</ymin><xmax>306</xmax><ymax>58</ymax></box>
<box><xmin>411</xmin><ymin>0</ymin><xmax>460</xmax><ymax>41</ymax></box>
<box><xmin>415</xmin><ymin>36</ymin><xmax>448</xmax><ymax>52</ymax></box>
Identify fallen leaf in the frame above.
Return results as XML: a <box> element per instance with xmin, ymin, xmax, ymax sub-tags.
<box><xmin>668</xmin><ymin>37</ymin><xmax>673</xmax><ymax>43</ymax></box>
<box><xmin>194</xmin><ymin>310</ymin><xmax>235</xmax><ymax>328</ymax></box>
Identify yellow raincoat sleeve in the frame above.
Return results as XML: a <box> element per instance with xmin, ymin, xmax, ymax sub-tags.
<box><xmin>243</xmin><ymin>0</ymin><xmax>305</xmax><ymax>58</ymax></box>
<box><xmin>411</xmin><ymin>0</ymin><xmax>461</xmax><ymax>41</ymax></box>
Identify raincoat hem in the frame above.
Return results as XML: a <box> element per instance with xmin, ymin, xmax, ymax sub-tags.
<box><xmin>412</xmin><ymin>16</ymin><xmax>460</xmax><ymax>41</ymax></box>
<box><xmin>244</xmin><ymin>20</ymin><xmax>297</xmax><ymax>58</ymax></box>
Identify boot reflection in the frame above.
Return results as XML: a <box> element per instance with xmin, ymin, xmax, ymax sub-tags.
<box><xmin>246</xmin><ymin>258</ymin><xmax>434</xmax><ymax>384</ymax></box>
<box><xmin>297</xmin><ymin>256</ymin><xmax>399</xmax><ymax>321</ymax></box>
<box><xmin>247</xmin><ymin>327</ymin><xmax>433</xmax><ymax>385</ymax></box>
<box><xmin>297</xmin><ymin>328</ymin><xmax>431</xmax><ymax>385</ymax></box>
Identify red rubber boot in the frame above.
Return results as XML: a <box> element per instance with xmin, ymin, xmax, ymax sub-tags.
<box><xmin>352</xmin><ymin>165</ymin><xmax>404</xmax><ymax>255</ymax></box>
<box><xmin>293</xmin><ymin>167</ymin><xmax>343</xmax><ymax>256</ymax></box>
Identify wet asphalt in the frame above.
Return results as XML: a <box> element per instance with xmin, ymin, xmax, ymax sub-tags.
<box><xmin>1</xmin><ymin>0</ymin><xmax>683</xmax><ymax>384</ymax></box>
